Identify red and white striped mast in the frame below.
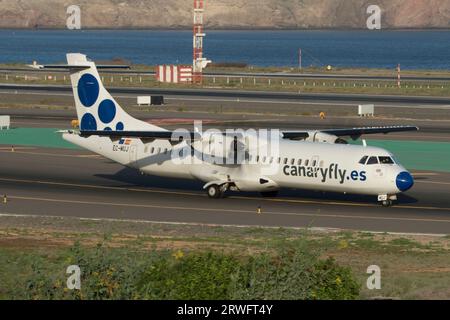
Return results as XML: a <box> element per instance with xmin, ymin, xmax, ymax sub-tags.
<box><xmin>193</xmin><ymin>0</ymin><xmax>209</xmax><ymax>84</ymax></box>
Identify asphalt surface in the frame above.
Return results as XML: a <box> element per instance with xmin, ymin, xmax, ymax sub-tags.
<box><xmin>3</xmin><ymin>83</ymin><xmax>450</xmax><ymax>106</ymax></box>
<box><xmin>1</xmin><ymin>146</ymin><xmax>450</xmax><ymax>235</ymax></box>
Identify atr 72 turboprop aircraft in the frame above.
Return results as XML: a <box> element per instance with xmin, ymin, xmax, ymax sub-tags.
<box><xmin>38</xmin><ymin>54</ymin><xmax>417</xmax><ymax>207</ymax></box>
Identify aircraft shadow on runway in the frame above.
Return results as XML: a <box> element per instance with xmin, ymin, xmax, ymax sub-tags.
<box><xmin>95</xmin><ymin>167</ymin><xmax>419</xmax><ymax>205</ymax></box>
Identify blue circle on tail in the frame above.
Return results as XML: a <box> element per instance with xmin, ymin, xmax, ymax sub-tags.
<box><xmin>78</xmin><ymin>74</ymin><xmax>99</xmax><ymax>107</ymax></box>
<box><xmin>116</xmin><ymin>122</ymin><xmax>124</xmax><ymax>131</ymax></box>
<box><xmin>80</xmin><ymin>113</ymin><xmax>97</xmax><ymax>131</ymax></box>
<box><xmin>98</xmin><ymin>99</ymin><xmax>116</xmax><ymax>124</ymax></box>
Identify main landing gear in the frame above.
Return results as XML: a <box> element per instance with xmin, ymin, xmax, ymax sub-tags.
<box><xmin>206</xmin><ymin>184</ymin><xmax>227</xmax><ymax>199</ymax></box>
<box><xmin>206</xmin><ymin>184</ymin><xmax>279</xmax><ymax>199</ymax></box>
<box><xmin>378</xmin><ymin>194</ymin><xmax>397</xmax><ymax>207</ymax></box>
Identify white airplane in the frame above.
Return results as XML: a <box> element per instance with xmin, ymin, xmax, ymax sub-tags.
<box><xmin>49</xmin><ymin>54</ymin><xmax>416</xmax><ymax>207</ymax></box>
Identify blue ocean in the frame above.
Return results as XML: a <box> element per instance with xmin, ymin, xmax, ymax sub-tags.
<box><xmin>1</xmin><ymin>29</ymin><xmax>450</xmax><ymax>69</ymax></box>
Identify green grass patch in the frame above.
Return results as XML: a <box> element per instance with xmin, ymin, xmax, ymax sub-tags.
<box><xmin>0</xmin><ymin>128</ymin><xmax>79</xmax><ymax>149</ymax></box>
<box><xmin>0</xmin><ymin>216</ymin><xmax>449</xmax><ymax>300</ymax></box>
<box><xmin>2</xmin><ymin>241</ymin><xmax>359</xmax><ymax>300</ymax></box>
<box><xmin>350</xmin><ymin>139</ymin><xmax>450</xmax><ymax>173</ymax></box>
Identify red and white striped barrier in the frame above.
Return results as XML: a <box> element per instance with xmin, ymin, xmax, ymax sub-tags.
<box><xmin>156</xmin><ymin>65</ymin><xmax>193</xmax><ymax>84</ymax></box>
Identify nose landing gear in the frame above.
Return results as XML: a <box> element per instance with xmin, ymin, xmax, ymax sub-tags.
<box><xmin>378</xmin><ymin>194</ymin><xmax>397</xmax><ymax>207</ymax></box>
<box><xmin>381</xmin><ymin>200</ymin><xmax>393</xmax><ymax>207</ymax></box>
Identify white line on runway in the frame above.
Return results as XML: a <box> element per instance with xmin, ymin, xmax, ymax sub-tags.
<box><xmin>2</xmin><ymin>90</ymin><xmax>450</xmax><ymax>110</ymax></box>
<box><xmin>2</xmin><ymin>175</ymin><xmax>450</xmax><ymax>213</ymax></box>
<box><xmin>416</xmin><ymin>180</ymin><xmax>450</xmax><ymax>186</ymax></box>
<box><xmin>7</xmin><ymin>194</ymin><xmax>450</xmax><ymax>223</ymax></box>
<box><xmin>164</xmin><ymin>97</ymin><xmax>450</xmax><ymax>110</ymax></box>
<box><xmin>0</xmin><ymin>212</ymin><xmax>447</xmax><ymax>237</ymax></box>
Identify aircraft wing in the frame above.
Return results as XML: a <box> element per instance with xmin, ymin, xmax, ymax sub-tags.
<box><xmin>282</xmin><ymin>126</ymin><xmax>419</xmax><ymax>140</ymax></box>
<box><xmin>80</xmin><ymin>130</ymin><xmax>201</xmax><ymax>141</ymax></box>
<box><xmin>80</xmin><ymin>125</ymin><xmax>418</xmax><ymax>142</ymax></box>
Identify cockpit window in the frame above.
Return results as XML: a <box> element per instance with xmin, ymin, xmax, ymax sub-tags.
<box><xmin>359</xmin><ymin>156</ymin><xmax>368</xmax><ymax>164</ymax></box>
<box><xmin>366</xmin><ymin>156</ymin><xmax>379</xmax><ymax>165</ymax></box>
<box><xmin>379</xmin><ymin>156</ymin><xmax>395</xmax><ymax>164</ymax></box>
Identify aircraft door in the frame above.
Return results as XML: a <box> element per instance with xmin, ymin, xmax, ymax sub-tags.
<box><xmin>129</xmin><ymin>145</ymin><xmax>138</xmax><ymax>166</ymax></box>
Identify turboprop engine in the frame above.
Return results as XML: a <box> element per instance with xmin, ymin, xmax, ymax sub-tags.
<box><xmin>305</xmin><ymin>131</ymin><xmax>348</xmax><ymax>144</ymax></box>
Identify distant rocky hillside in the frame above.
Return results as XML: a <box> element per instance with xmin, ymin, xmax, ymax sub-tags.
<box><xmin>1</xmin><ymin>0</ymin><xmax>449</xmax><ymax>29</ymax></box>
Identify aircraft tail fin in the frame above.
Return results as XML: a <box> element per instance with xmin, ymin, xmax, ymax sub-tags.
<box><xmin>65</xmin><ymin>53</ymin><xmax>164</xmax><ymax>132</ymax></box>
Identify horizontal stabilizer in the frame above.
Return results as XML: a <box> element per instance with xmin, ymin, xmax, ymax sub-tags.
<box><xmin>29</xmin><ymin>64</ymin><xmax>130</xmax><ymax>70</ymax></box>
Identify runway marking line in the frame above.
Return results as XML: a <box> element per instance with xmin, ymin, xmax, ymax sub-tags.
<box><xmin>0</xmin><ymin>213</ymin><xmax>447</xmax><ymax>237</ymax></box>
<box><xmin>12</xmin><ymin>121</ymin><xmax>71</xmax><ymax>126</ymax></box>
<box><xmin>0</xmin><ymin>147</ymin><xmax>36</xmax><ymax>150</ymax></box>
<box><xmin>1</xmin><ymin>177</ymin><xmax>450</xmax><ymax>213</ymax></box>
<box><xmin>0</xmin><ymin>177</ymin><xmax>204</xmax><ymax>197</ymax></box>
<box><xmin>415</xmin><ymin>180</ymin><xmax>450</xmax><ymax>186</ymax></box>
<box><xmin>412</xmin><ymin>172</ymin><xmax>438</xmax><ymax>176</ymax></box>
<box><xmin>5</xmin><ymin>195</ymin><xmax>450</xmax><ymax>224</ymax></box>
<box><xmin>3</xmin><ymin>89</ymin><xmax>450</xmax><ymax>110</ymax></box>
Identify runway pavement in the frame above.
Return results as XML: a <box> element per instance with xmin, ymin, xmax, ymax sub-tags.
<box><xmin>3</xmin><ymin>83</ymin><xmax>450</xmax><ymax>106</ymax></box>
<box><xmin>1</xmin><ymin>146</ymin><xmax>450</xmax><ymax>235</ymax></box>
<box><xmin>3</xmin><ymin>83</ymin><xmax>450</xmax><ymax>123</ymax></box>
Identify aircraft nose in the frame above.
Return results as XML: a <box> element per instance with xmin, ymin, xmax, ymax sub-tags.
<box><xmin>396</xmin><ymin>171</ymin><xmax>414</xmax><ymax>192</ymax></box>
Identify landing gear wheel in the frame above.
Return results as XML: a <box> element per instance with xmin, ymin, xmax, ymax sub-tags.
<box><xmin>382</xmin><ymin>200</ymin><xmax>393</xmax><ymax>207</ymax></box>
<box><xmin>207</xmin><ymin>184</ymin><xmax>222</xmax><ymax>199</ymax></box>
<box><xmin>261</xmin><ymin>191</ymin><xmax>279</xmax><ymax>198</ymax></box>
